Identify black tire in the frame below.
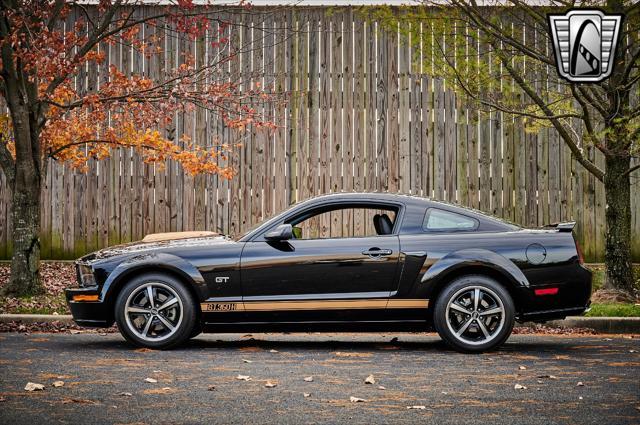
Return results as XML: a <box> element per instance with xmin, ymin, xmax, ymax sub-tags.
<box><xmin>433</xmin><ymin>275</ymin><xmax>515</xmax><ymax>353</ymax></box>
<box><xmin>189</xmin><ymin>322</ymin><xmax>203</xmax><ymax>339</ymax></box>
<box><xmin>114</xmin><ymin>273</ymin><xmax>197</xmax><ymax>349</ymax></box>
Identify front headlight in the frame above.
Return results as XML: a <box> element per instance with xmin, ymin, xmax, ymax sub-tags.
<box><xmin>77</xmin><ymin>264</ymin><xmax>96</xmax><ymax>287</ymax></box>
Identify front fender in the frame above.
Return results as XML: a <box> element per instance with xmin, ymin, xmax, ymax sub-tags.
<box><xmin>418</xmin><ymin>248</ymin><xmax>529</xmax><ymax>299</ymax></box>
<box><xmin>99</xmin><ymin>252</ymin><xmax>207</xmax><ymax>303</ymax></box>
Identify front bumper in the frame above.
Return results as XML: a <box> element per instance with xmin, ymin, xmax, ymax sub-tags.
<box><xmin>65</xmin><ymin>287</ymin><xmax>113</xmax><ymax>328</ymax></box>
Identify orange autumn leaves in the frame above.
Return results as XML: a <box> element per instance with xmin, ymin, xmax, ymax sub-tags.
<box><xmin>1</xmin><ymin>1</ymin><xmax>279</xmax><ymax>178</ymax></box>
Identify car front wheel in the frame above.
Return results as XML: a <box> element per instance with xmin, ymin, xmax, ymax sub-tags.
<box><xmin>434</xmin><ymin>275</ymin><xmax>515</xmax><ymax>353</ymax></box>
<box><xmin>115</xmin><ymin>273</ymin><xmax>197</xmax><ymax>349</ymax></box>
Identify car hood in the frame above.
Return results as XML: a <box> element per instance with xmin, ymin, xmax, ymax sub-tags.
<box><xmin>79</xmin><ymin>233</ymin><xmax>235</xmax><ymax>263</ymax></box>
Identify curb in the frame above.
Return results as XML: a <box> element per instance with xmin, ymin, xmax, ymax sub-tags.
<box><xmin>523</xmin><ymin>317</ymin><xmax>640</xmax><ymax>334</ymax></box>
<box><xmin>1</xmin><ymin>314</ymin><xmax>639</xmax><ymax>334</ymax></box>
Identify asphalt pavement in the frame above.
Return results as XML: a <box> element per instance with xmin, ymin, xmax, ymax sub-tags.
<box><xmin>0</xmin><ymin>332</ymin><xmax>638</xmax><ymax>424</ymax></box>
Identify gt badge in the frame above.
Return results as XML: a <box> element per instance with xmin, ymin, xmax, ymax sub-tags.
<box><xmin>548</xmin><ymin>9</ymin><xmax>623</xmax><ymax>83</ymax></box>
<box><xmin>215</xmin><ymin>276</ymin><xmax>230</xmax><ymax>283</ymax></box>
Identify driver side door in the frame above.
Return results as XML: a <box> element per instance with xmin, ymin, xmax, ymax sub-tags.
<box><xmin>239</xmin><ymin>204</ymin><xmax>402</xmax><ymax>323</ymax></box>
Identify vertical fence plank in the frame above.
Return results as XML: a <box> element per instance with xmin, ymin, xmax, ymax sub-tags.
<box><xmin>330</xmin><ymin>11</ymin><xmax>343</xmax><ymax>237</ymax></box>
<box><xmin>342</xmin><ymin>10</ymin><xmax>354</xmax><ymax>235</ymax></box>
<box><xmin>366</xmin><ymin>21</ymin><xmax>377</xmax><ymax>194</ymax></box>
<box><xmin>319</xmin><ymin>12</ymin><xmax>331</xmax><ymax>238</ymax></box>
<box><xmin>433</xmin><ymin>78</ymin><xmax>445</xmax><ymax>201</ymax></box>
<box><xmin>353</xmin><ymin>16</ymin><xmax>365</xmax><ymax>235</ymax></box>
<box><xmin>398</xmin><ymin>20</ymin><xmax>411</xmax><ymax>195</ymax></box>
<box><xmin>274</xmin><ymin>12</ymin><xmax>287</xmax><ymax>215</ymax></box>
<box><xmin>251</xmin><ymin>14</ymin><xmax>265</xmax><ymax>228</ymax></box>
<box><xmin>411</xmin><ymin>24</ymin><xmax>423</xmax><ymax>196</ymax></box>
<box><xmin>387</xmin><ymin>23</ymin><xmax>399</xmax><ymax>194</ymax></box>
<box><xmin>377</xmin><ymin>25</ymin><xmax>388</xmax><ymax>192</ymax></box>
<box><xmin>263</xmin><ymin>13</ymin><xmax>275</xmax><ymax>221</ymax></box>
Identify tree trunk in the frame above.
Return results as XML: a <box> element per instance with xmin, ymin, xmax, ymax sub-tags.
<box><xmin>1</xmin><ymin>162</ymin><xmax>43</xmax><ymax>297</ymax></box>
<box><xmin>603</xmin><ymin>153</ymin><xmax>635</xmax><ymax>295</ymax></box>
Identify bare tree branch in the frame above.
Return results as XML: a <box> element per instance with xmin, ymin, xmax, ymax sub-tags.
<box><xmin>492</xmin><ymin>41</ymin><xmax>605</xmax><ymax>181</ymax></box>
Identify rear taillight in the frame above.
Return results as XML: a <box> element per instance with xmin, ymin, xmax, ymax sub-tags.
<box><xmin>575</xmin><ymin>239</ymin><xmax>585</xmax><ymax>264</ymax></box>
<box><xmin>534</xmin><ymin>287</ymin><xmax>559</xmax><ymax>296</ymax></box>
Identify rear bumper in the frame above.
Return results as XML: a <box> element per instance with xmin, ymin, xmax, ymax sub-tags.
<box><xmin>517</xmin><ymin>262</ymin><xmax>592</xmax><ymax>321</ymax></box>
<box><xmin>65</xmin><ymin>287</ymin><xmax>113</xmax><ymax>328</ymax></box>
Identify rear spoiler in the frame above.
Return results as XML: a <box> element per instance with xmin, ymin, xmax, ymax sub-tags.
<box><xmin>543</xmin><ymin>222</ymin><xmax>576</xmax><ymax>232</ymax></box>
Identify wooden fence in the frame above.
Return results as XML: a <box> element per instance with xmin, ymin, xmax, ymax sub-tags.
<box><xmin>0</xmin><ymin>6</ymin><xmax>638</xmax><ymax>260</ymax></box>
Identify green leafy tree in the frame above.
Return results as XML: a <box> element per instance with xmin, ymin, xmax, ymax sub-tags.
<box><xmin>368</xmin><ymin>0</ymin><xmax>639</xmax><ymax>297</ymax></box>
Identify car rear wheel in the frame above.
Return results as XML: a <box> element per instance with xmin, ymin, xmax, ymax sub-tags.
<box><xmin>433</xmin><ymin>275</ymin><xmax>515</xmax><ymax>353</ymax></box>
<box><xmin>115</xmin><ymin>273</ymin><xmax>197</xmax><ymax>349</ymax></box>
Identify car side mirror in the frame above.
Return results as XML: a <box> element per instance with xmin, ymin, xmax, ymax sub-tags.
<box><xmin>264</xmin><ymin>224</ymin><xmax>293</xmax><ymax>241</ymax></box>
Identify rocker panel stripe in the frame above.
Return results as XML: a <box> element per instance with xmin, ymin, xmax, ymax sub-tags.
<box><xmin>201</xmin><ymin>299</ymin><xmax>429</xmax><ymax>312</ymax></box>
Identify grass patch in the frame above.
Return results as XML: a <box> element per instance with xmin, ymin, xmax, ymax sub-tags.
<box><xmin>585</xmin><ymin>303</ymin><xmax>640</xmax><ymax>317</ymax></box>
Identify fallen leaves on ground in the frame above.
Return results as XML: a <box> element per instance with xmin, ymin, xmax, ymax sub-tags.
<box><xmin>304</xmin><ymin>376</ymin><xmax>313</xmax><ymax>382</ymax></box>
<box><xmin>513</xmin><ymin>325</ymin><xmax>597</xmax><ymax>335</ymax></box>
<box><xmin>144</xmin><ymin>378</ymin><xmax>157</xmax><ymax>383</ymax></box>
<box><xmin>143</xmin><ymin>387</ymin><xmax>174</xmax><ymax>395</ymax></box>
<box><xmin>364</xmin><ymin>374</ymin><xmax>375</xmax><ymax>385</ymax></box>
<box><xmin>24</xmin><ymin>382</ymin><xmax>45</xmax><ymax>391</ymax></box>
<box><xmin>378</xmin><ymin>385</ymin><xmax>386</xmax><ymax>390</ymax></box>
<box><xmin>236</xmin><ymin>375</ymin><xmax>251</xmax><ymax>381</ymax></box>
<box><xmin>349</xmin><ymin>396</ymin><xmax>366</xmax><ymax>403</ymax></box>
<box><xmin>61</xmin><ymin>398</ymin><xmax>98</xmax><ymax>404</ymax></box>
<box><xmin>264</xmin><ymin>381</ymin><xmax>277</xmax><ymax>388</ymax></box>
<box><xmin>52</xmin><ymin>381</ymin><xmax>64</xmax><ymax>387</ymax></box>
<box><xmin>0</xmin><ymin>263</ymin><xmax>75</xmax><ymax>315</ymax></box>
<box><xmin>0</xmin><ymin>320</ymin><xmax>119</xmax><ymax>334</ymax></box>
<box><xmin>334</xmin><ymin>352</ymin><xmax>372</xmax><ymax>358</ymax></box>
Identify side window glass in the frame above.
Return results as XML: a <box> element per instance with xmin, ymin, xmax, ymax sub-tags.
<box><xmin>290</xmin><ymin>207</ymin><xmax>397</xmax><ymax>240</ymax></box>
<box><xmin>423</xmin><ymin>208</ymin><xmax>478</xmax><ymax>232</ymax></box>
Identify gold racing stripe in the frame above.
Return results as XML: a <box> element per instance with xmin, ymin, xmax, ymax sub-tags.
<box><xmin>201</xmin><ymin>299</ymin><xmax>429</xmax><ymax>312</ymax></box>
<box><xmin>387</xmin><ymin>299</ymin><xmax>429</xmax><ymax>309</ymax></box>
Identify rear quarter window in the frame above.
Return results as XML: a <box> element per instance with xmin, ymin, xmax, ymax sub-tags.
<box><xmin>423</xmin><ymin>208</ymin><xmax>479</xmax><ymax>232</ymax></box>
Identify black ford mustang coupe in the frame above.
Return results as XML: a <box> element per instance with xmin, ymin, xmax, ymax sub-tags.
<box><xmin>66</xmin><ymin>193</ymin><xmax>592</xmax><ymax>352</ymax></box>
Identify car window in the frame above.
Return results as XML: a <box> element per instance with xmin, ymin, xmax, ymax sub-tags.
<box><xmin>423</xmin><ymin>208</ymin><xmax>478</xmax><ymax>232</ymax></box>
<box><xmin>289</xmin><ymin>206</ymin><xmax>398</xmax><ymax>240</ymax></box>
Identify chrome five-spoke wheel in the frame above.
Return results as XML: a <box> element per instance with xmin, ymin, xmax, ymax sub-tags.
<box><xmin>434</xmin><ymin>275</ymin><xmax>515</xmax><ymax>353</ymax></box>
<box><xmin>124</xmin><ymin>282</ymin><xmax>184</xmax><ymax>342</ymax></box>
<box><xmin>445</xmin><ymin>286</ymin><xmax>505</xmax><ymax>346</ymax></box>
<box><xmin>115</xmin><ymin>273</ymin><xmax>196</xmax><ymax>349</ymax></box>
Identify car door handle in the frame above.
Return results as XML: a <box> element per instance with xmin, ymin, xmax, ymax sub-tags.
<box><xmin>362</xmin><ymin>248</ymin><xmax>393</xmax><ymax>257</ymax></box>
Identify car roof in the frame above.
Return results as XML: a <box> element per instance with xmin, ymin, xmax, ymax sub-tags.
<box><xmin>300</xmin><ymin>191</ymin><xmax>430</xmax><ymax>206</ymax></box>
